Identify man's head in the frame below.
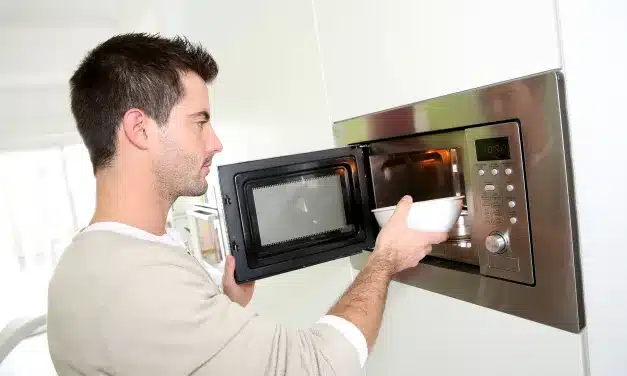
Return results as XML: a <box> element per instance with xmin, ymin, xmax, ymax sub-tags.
<box><xmin>70</xmin><ymin>33</ymin><xmax>222</xmax><ymax>200</ymax></box>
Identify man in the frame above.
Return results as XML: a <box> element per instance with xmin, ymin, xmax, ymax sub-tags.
<box><xmin>47</xmin><ymin>33</ymin><xmax>447</xmax><ymax>375</ymax></box>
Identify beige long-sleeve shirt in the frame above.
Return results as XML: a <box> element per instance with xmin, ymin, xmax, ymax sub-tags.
<box><xmin>47</xmin><ymin>229</ymin><xmax>363</xmax><ymax>375</ymax></box>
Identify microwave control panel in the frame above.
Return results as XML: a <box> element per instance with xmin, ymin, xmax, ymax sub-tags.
<box><xmin>465</xmin><ymin>122</ymin><xmax>534</xmax><ymax>285</ymax></box>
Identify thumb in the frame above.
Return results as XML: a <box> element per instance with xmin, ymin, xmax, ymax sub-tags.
<box><xmin>222</xmin><ymin>255</ymin><xmax>236</xmax><ymax>284</ymax></box>
<box><xmin>389</xmin><ymin>195</ymin><xmax>413</xmax><ymax>225</ymax></box>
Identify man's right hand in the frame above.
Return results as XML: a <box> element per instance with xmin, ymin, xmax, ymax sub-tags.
<box><xmin>368</xmin><ymin>195</ymin><xmax>449</xmax><ymax>276</ymax></box>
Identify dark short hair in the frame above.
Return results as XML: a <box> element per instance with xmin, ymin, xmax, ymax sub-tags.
<box><xmin>69</xmin><ymin>33</ymin><xmax>218</xmax><ymax>172</ymax></box>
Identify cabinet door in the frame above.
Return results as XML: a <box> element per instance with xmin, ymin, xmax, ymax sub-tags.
<box><xmin>218</xmin><ymin>146</ymin><xmax>376</xmax><ymax>283</ymax></box>
<box><xmin>313</xmin><ymin>0</ymin><xmax>561</xmax><ymax>122</ymax></box>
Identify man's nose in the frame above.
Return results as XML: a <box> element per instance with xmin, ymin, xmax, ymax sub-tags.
<box><xmin>207</xmin><ymin>126</ymin><xmax>223</xmax><ymax>153</ymax></box>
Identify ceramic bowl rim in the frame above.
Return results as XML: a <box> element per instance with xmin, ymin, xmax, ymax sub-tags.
<box><xmin>370</xmin><ymin>195</ymin><xmax>465</xmax><ymax>213</ymax></box>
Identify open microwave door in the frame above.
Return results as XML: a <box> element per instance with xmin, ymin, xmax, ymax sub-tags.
<box><xmin>218</xmin><ymin>146</ymin><xmax>376</xmax><ymax>284</ymax></box>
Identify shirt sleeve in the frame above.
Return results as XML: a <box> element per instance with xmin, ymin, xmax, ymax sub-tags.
<box><xmin>317</xmin><ymin>315</ymin><xmax>368</xmax><ymax>367</ymax></box>
<box><xmin>102</xmin><ymin>261</ymin><xmax>364</xmax><ymax>376</ymax></box>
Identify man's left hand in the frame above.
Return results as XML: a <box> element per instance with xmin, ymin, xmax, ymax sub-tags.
<box><xmin>222</xmin><ymin>255</ymin><xmax>255</xmax><ymax>307</ymax></box>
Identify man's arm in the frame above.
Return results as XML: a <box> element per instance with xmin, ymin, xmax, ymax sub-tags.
<box><xmin>328</xmin><ymin>196</ymin><xmax>448</xmax><ymax>352</ymax></box>
<box><xmin>327</xmin><ymin>257</ymin><xmax>393</xmax><ymax>351</ymax></box>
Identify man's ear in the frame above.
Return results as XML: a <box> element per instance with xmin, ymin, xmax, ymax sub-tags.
<box><xmin>121</xmin><ymin>108</ymin><xmax>151</xmax><ymax>150</ymax></box>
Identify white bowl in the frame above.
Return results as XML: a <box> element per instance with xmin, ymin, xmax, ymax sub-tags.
<box><xmin>371</xmin><ymin>196</ymin><xmax>465</xmax><ymax>232</ymax></box>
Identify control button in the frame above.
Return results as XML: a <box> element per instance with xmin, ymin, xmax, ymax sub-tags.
<box><xmin>510</xmin><ymin>217</ymin><xmax>518</xmax><ymax>224</ymax></box>
<box><xmin>491</xmin><ymin>169</ymin><xmax>499</xmax><ymax>175</ymax></box>
<box><xmin>508</xmin><ymin>200</ymin><xmax>516</xmax><ymax>208</ymax></box>
<box><xmin>478</xmin><ymin>169</ymin><xmax>485</xmax><ymax>176</ymax></box>
<box><xmin>506</xmin><ymin>184</ymin><xmax>514</xmax><ymax>192</ymax></box>
<box><xmin>485</xmin><ymin>232</ymin><xmax>508</xmax><ymax>254</ymax></box>
<box><xmin>484</xmin><ymin>184</ymin><xmax>496</xmax><ymax>191</ymax></box>
<box><xmin>505</xmin><ymin>168</ymin><xmax>513</xmax><ymax>175</ymax></box>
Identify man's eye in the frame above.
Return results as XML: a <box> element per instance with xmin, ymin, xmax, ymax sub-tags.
<box><xmin>197</xmin><ymin>121</ymin><xmax>207</xmax><ymax>128</ymax></box>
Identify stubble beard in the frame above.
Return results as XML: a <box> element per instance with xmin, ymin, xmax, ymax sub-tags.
<box><xmin>154</xmin><ymin>161</ymin><xmax>209</xmax><ymax>203</ymax></box>
<box><xmin>153</xmin><ymin>144</ymin><xmax>209</xmax><ymax>203</ymax></box>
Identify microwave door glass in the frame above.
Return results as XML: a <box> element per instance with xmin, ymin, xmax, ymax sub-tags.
<box><xmin>252</xmin><ymin>173</ymin><xmax>352</xmax><ymax>252</ymax></box>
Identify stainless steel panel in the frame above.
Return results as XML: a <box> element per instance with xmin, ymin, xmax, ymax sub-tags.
<box><xmin>465</xmin><ymin>122</ymin><xmax>534</xmax><ymax>285</ymax></box>
<box><xmin>335</xmin><ymin>71</ymin><xmax>584</xmax><ymax>333</ymax></box>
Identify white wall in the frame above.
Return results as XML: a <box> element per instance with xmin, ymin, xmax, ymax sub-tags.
<box><xmin>313</xmin><ymin>0</ymin><xmax>562</xmax><ymax>122</ymax></box>
<box><xmin>557</xmin><ymin>0</ymin><xmax>627</xmax><ymax>374</ymax></box>
<box><xmin>175</xmin><ymin>0</ymin><xmax>356</xmax><ymax>327</ymax></box>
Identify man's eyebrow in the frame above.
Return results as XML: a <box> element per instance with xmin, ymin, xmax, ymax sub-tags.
<box><xmin>189</xmin><ymin>111</ymin><xmax>210</xmax><ymax>121</ymax></box>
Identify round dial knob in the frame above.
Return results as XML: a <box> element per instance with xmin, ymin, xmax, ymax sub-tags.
<box><xmin>485</xmin><ymin>232</ymin><xmax>508</xmax><ymax>254</ymax></box>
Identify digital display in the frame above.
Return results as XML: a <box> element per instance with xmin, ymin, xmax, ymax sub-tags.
<box><xmin>475</xmin><ymin>137</ymin><xmax>511</xmax><ymax>161</ymax></box>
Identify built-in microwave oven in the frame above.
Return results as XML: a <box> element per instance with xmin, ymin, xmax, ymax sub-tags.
<box><xmin>217</xmin><ymin>71</ymin><xmax>584</xmax><ymax>333</ymax></box>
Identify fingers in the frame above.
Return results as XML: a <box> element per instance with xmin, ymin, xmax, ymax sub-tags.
<box><xmin>387</xmin><ymin>198</ymin><xmax>450</xmax><ymax>245</ymax></box>
<box><xmin>226</xmin><ymin>255</ymin><xmax>236</xmax><ymax>275</ymax></box>
<box><xmin>425</xmin><ymin>232</ymin><xmax>449</xmax><ymax>244</ymax></box>
<box><xmin>242</xmin><ymin>281</ymin><xmax>255</xmax><ymax>289</ymax></box>
<box><xmin>409</xmin><ymin>231</ymin><xmax>448</xmax><ymax>248</ymax></box>
<box><xmin>414</xmin><ymin>244</ymin><xmax>432</xmax><ymax>257</ymax></box>
<box><xmin>388</xmin><ymin>195</ymin><xmax>413</xmax><ymax>225</ymax></box>
<box><xmin>408</xmin><ymin>245</ymin><xmax>432</xmax><ymax>267</ymax></box>
<box><xmin>222</xmin><ymin>255</ymin><xmax>236</xmax><ymax>286</ymax></box>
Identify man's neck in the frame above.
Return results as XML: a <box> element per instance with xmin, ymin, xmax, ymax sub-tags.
<box><xmin>90</xmin><ymin>168</ymin><xmax>172</xmax><ymax>236</ymax></box>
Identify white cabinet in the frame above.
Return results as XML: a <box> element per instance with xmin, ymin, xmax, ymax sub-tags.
<box><xmin>313</xmin><ymin>0</ymin><xmax>562</xmax><ymax>121</ymax></box>
<box><xmin>557</xmin><ymin>0</ymin><xmax>627</xmax><ymax>374</ymax></box>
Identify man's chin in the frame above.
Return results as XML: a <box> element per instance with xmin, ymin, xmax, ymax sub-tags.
<box><xmin>179</xmin><ymin>182</ymin><xmax>209</xmax><ymax>198</ymax></box>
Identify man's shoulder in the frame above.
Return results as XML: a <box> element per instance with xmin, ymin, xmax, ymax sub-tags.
<box><xmin>63</xmin><ymin>229</ymin><xmax>192</xmax><ymax>265</ymax></box>
<box><xmin>49</xmin><ymin>230</ymin><xmax>210</xmax><ymax>298</ymax></box>
<box><xmin>71</xmin><ymin>228</ymin><xmax>184</xmax><ymax>249</ymax></box>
